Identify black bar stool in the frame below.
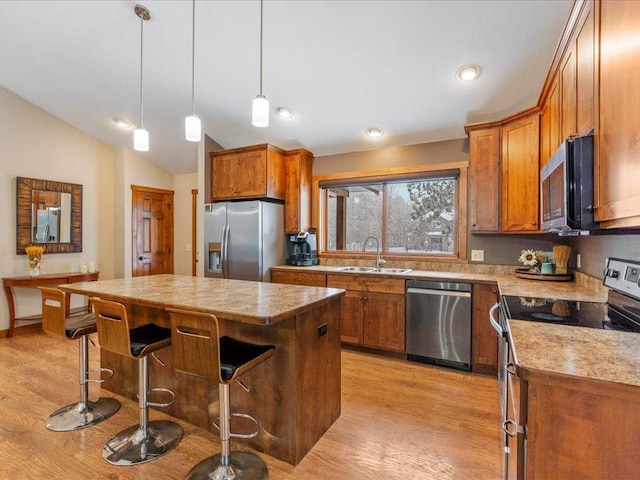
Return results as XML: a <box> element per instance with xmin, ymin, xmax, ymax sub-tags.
<box><xmin>92</xmin><ymin>297</ymin><xmax>183</xmax><ymax>466</ymax></box>
<box><xmin>38</xmin><ymin>287</ymin><xmax>120</xmax><ymax>431</ymax></box>
<box><xmin>167</xmin><ymin>308</ymin><xmax>275</xmax><ymax>480</ymax></box>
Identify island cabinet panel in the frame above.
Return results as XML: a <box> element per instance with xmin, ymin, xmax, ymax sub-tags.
<box><xmin>595</xmin><ymin>0</ymin><xmax>640</xmax><ymax>228</ymax></box>
<box><xmin>469</xmin><ymin>128</ymin><xmax>501</xmax><ymax>231</ymax></box>
<box><xmin>471</xmin><ymin>284</ymin><xmax>499</xmax><ymax>375</ymax></box>
<box><xmin>501</xmin><ymin>113</ymin><xmax>540</xmax><ymax>231</ymax></box>
<box><xmin>284</xmin><ymin>149</ymin><xmax>313</xmax><ymax>234</ymax></box>
<box><xmin>211</xmin><ymin>144</ymin><xmax>285</xmax><ymax>201</ymax></box>
<box><xmin>271</xmin><ymin>270</ymin><xmax>327</xmax><ymax>287</ymax></box>
<box><xmin>327</xmin><ymin>274</ymin><xmax>405</xmax><ymax>352</ymax></box>
<box><xmin>523</xmin><ymin>377</ymin><xmax>640</xmax><ymax>479</ymax></box>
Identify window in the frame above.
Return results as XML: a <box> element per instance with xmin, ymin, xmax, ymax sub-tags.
<box><xmin>319</xmin><ymin>168</ymin><xmax>464</xmax><ymax>258</ymax></box>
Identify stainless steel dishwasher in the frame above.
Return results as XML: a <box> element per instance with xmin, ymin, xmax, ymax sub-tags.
<box><xmin>406</xmin><ymin>280</ymin><xmax>472</xmax><ymax>370</ymax></box>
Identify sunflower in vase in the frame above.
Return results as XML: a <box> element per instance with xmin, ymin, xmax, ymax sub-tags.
<box><xmin>518</xmin><ymin>249</ymin><xmax>546</xmax><ymax>273</ymax></box>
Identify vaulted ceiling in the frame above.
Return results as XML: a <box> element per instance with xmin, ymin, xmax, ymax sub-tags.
<box><xmin>0</xmin><ymin>0</ymin><xmax>573</xmax><ymax>174</ymax></box>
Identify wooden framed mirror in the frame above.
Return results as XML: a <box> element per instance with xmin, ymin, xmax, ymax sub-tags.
<box><xmin>16</xmin><ymin>177</ymin><xmax>83</xmax><ymax>254</ymax></box>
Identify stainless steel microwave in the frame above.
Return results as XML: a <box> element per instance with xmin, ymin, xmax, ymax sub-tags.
<box><xmin>540</xmin><ymin>135</ymin><xmax>598</xmax><ymax>234</ymax></box>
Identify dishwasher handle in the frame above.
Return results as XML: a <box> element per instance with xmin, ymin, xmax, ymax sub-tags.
<box><xmin>406</xmin><ymin>287</ymin><xmax>471</xmax><ymax>298</ymax></box>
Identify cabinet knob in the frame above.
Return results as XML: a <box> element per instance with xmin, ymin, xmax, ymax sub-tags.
<box><xmin>531</xmin><ymin>221</ymin><xmax>537</xmax><ymax>225</ymax></box>
<box><xmin>138</xmin><ymin>256</ymin><xmax>144</xmax><ymax>261</ymax></box>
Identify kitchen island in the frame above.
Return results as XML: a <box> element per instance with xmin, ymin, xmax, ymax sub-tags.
<box><xmin>59</xmin><ymin>274</ymin><xmax>344</xmax><ymax>465</ymax></box>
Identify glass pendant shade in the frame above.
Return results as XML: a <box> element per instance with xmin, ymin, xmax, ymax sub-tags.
<box><xmin>185</xmin><ymin>114</ymin><xmax>201</xmax><ymax>142</ymax></box>
<box><xmin>134</xmin><ymin>126</ymin><xmax>149</xmax><ymax>151</ymax></box>
<box><xmin>252</xmin><ymin>95</ymin><xmax>269</xmax><ymax>128</ymax></box>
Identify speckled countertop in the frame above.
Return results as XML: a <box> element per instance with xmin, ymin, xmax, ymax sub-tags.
<box><xmin>508</xmin><ymin>320</ymin><xmax>640</xmax><ymax>388</ymax></box>
<box><xmin>60</xmin><ymin>274</ymin><xmax>344</xmax><ymax>325</ymax></box>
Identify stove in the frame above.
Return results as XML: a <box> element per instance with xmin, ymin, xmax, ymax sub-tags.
<box><xmin>502</xmin><ymin>257</ymin><xmax>640</xmax><ymax>333</ymax></box>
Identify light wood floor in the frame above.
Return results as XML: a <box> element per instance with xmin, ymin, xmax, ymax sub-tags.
<box><xmin>0</xmin><ymin>332</ymin><xmax>501</xmax><ymax>479</ymax></box>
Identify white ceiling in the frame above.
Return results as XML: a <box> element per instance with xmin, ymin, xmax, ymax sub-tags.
<box><xmin>0</xmin><ymin>0</ymin><xmax>573</xmax><ymax>174</ymax></box>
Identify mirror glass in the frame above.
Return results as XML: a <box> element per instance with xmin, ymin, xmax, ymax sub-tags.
<box><xmin>16</xmin><ymin>177</ymin><xmax>83</xmax><ymax>254</ymax></box>
<box><xmin>31</xmin><ymin>190</ymin><xmax>72</xmax><ymax>244</ymax></box>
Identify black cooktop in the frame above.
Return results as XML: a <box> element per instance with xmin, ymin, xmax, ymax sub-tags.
<box><xmin>502</xmin><ymin>294</ymin><xmax>640</xmax><ymax>333</ymax></box>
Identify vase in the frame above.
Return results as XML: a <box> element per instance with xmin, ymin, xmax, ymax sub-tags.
<box><xmin>28</xmin><ymin>258</ymin><xmax>40</xmax><ymax>276</ymax></box>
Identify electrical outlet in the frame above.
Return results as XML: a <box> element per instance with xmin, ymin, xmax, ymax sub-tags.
<box><xmin>317</xmin><ymin>323</ymin><xmax>328</xmax><ymax>338</ymax></box>
<box><xmin>577</xmin><ymin>253</ymin><xmax>582</xmax><ymax>269</ymax></box>
<box><xmin>471</xmin><ymin>250</ymin><xmax>485</xmax><ymax>262</ymax></box>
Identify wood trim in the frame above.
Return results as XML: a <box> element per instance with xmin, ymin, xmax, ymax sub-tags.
<box><xmin>191</xmin><ymin>188</ymin><xmax>198</xmax><ymax>276</ymax></box>
<box><xmin>536</xmin><ymin>0</ymin><xmax>592</xmax><ymax>107</ymax></box>
<box><xmin>209</xmin><ymin>143</ymin><xmax>286</xmax><ymax>158</ymax></box>
<box><xmin>313</xmin><ymin>161</ymin><xmax>468</xmax><ymax>183</ymax></box>
<box><xmin>464</xmin><ymin>106</ymin><xmax>541</xmax><ymax>134</ymax></box>
<box><xmin>130</xmin><ymin>184</ymin><xmax>174</xmax><ymax>195</ymax></box>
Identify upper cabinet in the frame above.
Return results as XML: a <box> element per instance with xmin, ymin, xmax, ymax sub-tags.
<box><xmin>501</xmin><ymin>113</ymin><xmax>540</xmax><ymax>231</ymax></box>
<box><xmin>469</xmin><ymin>128</ymin><xmax>501</xmax><ymax>232</ymax></box>
<box><xmin>540</xmin><ymin>76</ymin><xmax>560</xmax><ymax>168</ymax></box>
<box><xmin>595</xmin><ymin>0</ymin><xmax>640</xmax><ymax>228</ymax></box>
<box><xmin>284</xmin><ymin>149</ymin><xmax>313</xmax><ymax>234</ymax></box>
<box><xmin>466</xmin><ymin>110</ymin><xmax>540</xmax><ymax>233</ymax></box>
<box><xmin>211</xmin><ymin>144</ymin><xmax>285</xmax><ymax>201</ymax></box>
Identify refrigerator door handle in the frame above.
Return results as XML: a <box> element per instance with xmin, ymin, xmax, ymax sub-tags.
<box><xmin>221</xmin><ymin>224</ymin><xmax>229</xmax><ymax>279</ymax></box>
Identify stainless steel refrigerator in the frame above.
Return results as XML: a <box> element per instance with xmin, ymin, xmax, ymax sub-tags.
<box><xmin>204</xmin><ymin>201</ymin><xmax>284</xmax><ymax>281</ymax></box>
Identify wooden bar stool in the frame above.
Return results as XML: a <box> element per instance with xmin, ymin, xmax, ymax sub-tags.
<box><xmin>92</xmin><ymin>297</ymin><xmax>183</xmax><ymax>466</ymax></box>
<box><xmin>38</xmin><ymin>287</ymin><xmax>120</xmax><ymax>431</ymax></box>
<box><xmin>167</xmin><ymin>308</ymin><xmax>275</xmax><ymax>480</ymax></box>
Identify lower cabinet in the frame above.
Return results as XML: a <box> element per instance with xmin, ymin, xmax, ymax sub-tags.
<box><xmin>326</xmin><ymin>274</ymin><xmax>406</xmax><ymax>352</ymax></box>
<box><xmin>471</xmin><ymin>284</ymin><xmax>499</xmax><ymax>374</ymax></box>
<box><xmin>271</xmin><ymin>270</ymin><xmax>326</xmax><ymax>287</ymax></box>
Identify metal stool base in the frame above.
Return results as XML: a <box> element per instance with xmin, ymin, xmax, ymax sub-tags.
<box><xmin>103</xmin><ymin>420</ymin><xmax>183</xmax><ymax>466</ymax></box>
<box><xmin>45</xmin><ymin>398</ymin><xmax>121</xmax><ymax>432</ymax></box>
<box><xmin>186</xmin><ymin>451</ymin><xmax>268</xmax><ymax>480</ymax></box>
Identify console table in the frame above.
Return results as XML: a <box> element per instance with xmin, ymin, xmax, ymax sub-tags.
<box><xmin>2</xmin><ymin>271</ymin><xmax>99</xmax><ymax>337</ymax></box>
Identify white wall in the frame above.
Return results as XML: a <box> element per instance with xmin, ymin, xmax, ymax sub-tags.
<box><xmin>0</xmin><ymin>86</ymin><xmax>116</xmax><ymax>328</ymax></box>
<box><xmin>0</xmin><ymin>85</ymin><xmax>197</xmax><ymax>333</ymax></box>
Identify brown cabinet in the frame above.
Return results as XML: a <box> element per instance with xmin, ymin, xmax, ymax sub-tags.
<box><xmin>560</xmin><ymin>45</ymin><xmax>577</xmax><ymax>142</ymax></box>
<box><xmin>501</xmin><ymin>112</ymin><xmax>540</xmax><ymax>231</ymax></box>
<box><xmin>471</xmin><ymin>284</ymin><xmax>499</xmax><ymax>375</ymax></box>
<box><xmin>271</xmin><ymin>270</ymin><xmax>326</xmax><ymax>287</ymax></box>
<box><xmin>284</xmin><ymin>149</ymin><xmax>313</xmax><ymax>234</ymax></box>
<box><xmin>327</xmin><ymin>274</ymin><xmax>405</xmax><ymax>352</ymax></box>
<box><xmin>595</xmin><ymin>0</ymin><xmax>640</xmax><ymax>228</ymax></box>
<box><xmin>469</xmin><ymin>128</ymin><xmax>501</xmax><ymax>232</ymax></box>
<box><xmin>575</xmin><ymin>3</ymin><xmax>594</xmax><ymax>137</ymax></box>
<box><xmin>211</xmin><ymin>144</ymin><xmax>285</xmax><ymax>201</ymax></box>
<box><xmin>540</xmin><ymin>77</ymin><xmax>560</xmax><ymax>168</ymax></box>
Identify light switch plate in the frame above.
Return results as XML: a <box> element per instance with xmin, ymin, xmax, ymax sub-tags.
<box><xmin>471</xmin><ymin>249</ymin><xmax>485</xmax><ymax>262</ymax></box>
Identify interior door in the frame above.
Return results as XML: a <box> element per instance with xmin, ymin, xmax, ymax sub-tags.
<box><xmin>132</xmin><ymin>185</ymin><xmax>174</xmax><ymax>276</ymax></box>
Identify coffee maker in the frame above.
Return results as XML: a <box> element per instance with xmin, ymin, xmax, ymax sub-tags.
<box><xmin>286</xmin><ymin>229</ymin><xmax>319</xmax><ymax>266</ymax></box>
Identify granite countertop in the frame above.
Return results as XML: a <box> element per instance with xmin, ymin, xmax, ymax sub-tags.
<box><xmin>60</xmin><ymin>274</ymin><xmax>344</xmax><ymax>325</ymax></box>
<box><xmin>509</xmin><ymin>320</ymin><xmax>640</xmax><ymax>388</ymax></box>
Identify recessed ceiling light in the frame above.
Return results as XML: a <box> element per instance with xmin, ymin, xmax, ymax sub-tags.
<box><xmin>456</xmin><ymin>64</ymin><xmax>482</xmax><ymax>82</ymax></box>
<box><xmin>276</xmin><ymin>107</ymin><xmax>294</xmax><ymax>118</ymax></box>
<box><xmin>366</xmin><ymin>127</ymin><xmax>384</xmax><ymax>138</ymax></box>
<box><xmin>113</xmin><ymin>118</ymin><xmax>132</xmax><ymax>129</ymax></box>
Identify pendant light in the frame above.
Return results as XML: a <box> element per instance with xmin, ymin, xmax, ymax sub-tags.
<box><xmin>185</xmin><ymin>0</ymin><xmax>201</xmax><ymax>141</ymax></box>
<box><xmin>134</xmin><ymin>4</ymin><xmax>151</xmax><ymax>152</ymax></box>
<box><xmin>252</xmin><ymin>0</ymin><xmax>269</xmax><ymax>128</ymax></box>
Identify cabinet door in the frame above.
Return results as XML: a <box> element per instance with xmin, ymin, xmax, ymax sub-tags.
<box><xmin>501</xmin><ymin>114</ymin><xmax>540</xmax><ymax>231</ymax></box>
<box><xmin>560</xmin><ymin>45</ymin><xmax>577</xmax><ymax>141</ymax></box>
<box><xmin>540</xmin><ymin>77</ymin><xmax>560</xmax><ymax>168</ymax></box>
<box><xmin>285</xmin><ymin>151</ymin><xmax>313</xmax><ymax>234</ymax></box>
<box><xmin>575</xmin><ymin>3</ymin><xmax>594</xmax><ymax>136</ymax></box>
<box><xmin>471</xmin><ymin>284</ymin><xmax>499</xmax><ymax>374</ymax></box>
<box><xmin>469</xmin><ymin>128</ymin><xmax>501</xmax><ymax>231</ymax></box>
<box><xmin>211</xmin><ymin>153</ymin><xmax>238</xmax><ymax>199</ymax></box>
<box><xmin>340</xmin><ymin>291</ymin><xmax>364</xmax><ymax>344</ymax></box>
<box><xmin>363</xmin><ymin>292</ymin><xmax>405</xmax><ymax>352</ymax></box>
<box><xmin>237</xmin><ymin>150</ymin><xmax>267</xmax><ymax>198</ymax></box>
<box><xmin>596</xmin><ymin>0</ymin><xmax>640</xmax><ymax>228</ymax></box>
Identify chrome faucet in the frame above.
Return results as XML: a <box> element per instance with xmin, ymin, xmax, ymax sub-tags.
<box><xmin>362</xmin><ymin>236</ymin><xmax>385</xmax><ymax>270</ymax></box>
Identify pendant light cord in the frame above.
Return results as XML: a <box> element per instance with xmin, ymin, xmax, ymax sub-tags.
<box><xmin>259</xmin><ymin>0</ymin><xmax>263</xmax><ymax>96</ymax></box>
<box><xmin>191</xmin><ymin>0</ymin><xmax>196</xmax><ymax>114</ymax></box>
<box><xmin>139</xmin><ymin>14</ymin><xmax>144</xmax><ymax>128</ymax></box>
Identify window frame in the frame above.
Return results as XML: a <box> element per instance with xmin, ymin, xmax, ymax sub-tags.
<box><xmin>313</xmin><ymin>162</ymin><xmax>468</xmax><ymax>262</ymax></box>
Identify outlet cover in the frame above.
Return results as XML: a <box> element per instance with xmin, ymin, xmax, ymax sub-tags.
<box><xmin>471</xmin><ymin>249</ymin><xmax>485</xmax><ymax>262</ymax></box>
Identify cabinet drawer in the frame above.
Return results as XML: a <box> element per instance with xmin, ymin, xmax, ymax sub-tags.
<box><xmin>326</xmin><ymin>274</ymin><xmax>405</xmax><ymax>294</ymax></box>
<box><xmin>272</xmin><ymin>271</ymin><xmax>326</xmax><ymax>287</ymax></box>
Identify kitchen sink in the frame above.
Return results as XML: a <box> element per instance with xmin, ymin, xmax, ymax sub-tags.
<box><xmin>334</xmin><ymin>266</ymin><xmax>377</xmax><ymax>272</ymax></box>
<box><xmin>333</xmin><ymin>266</ymin><xmax>412</xmax><ymax>274</ymax></box>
